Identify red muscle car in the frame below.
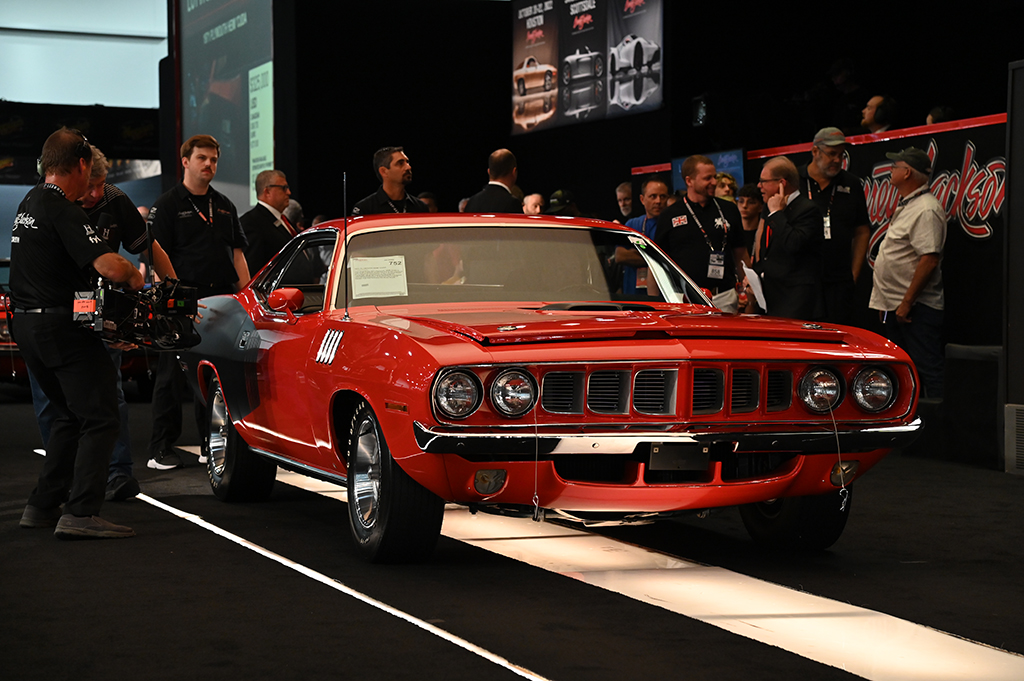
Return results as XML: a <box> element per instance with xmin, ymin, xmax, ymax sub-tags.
<box><xmin>181</xmin><ymin>214</ymin><xmax>922</xmax><ymax>563</ymax></box>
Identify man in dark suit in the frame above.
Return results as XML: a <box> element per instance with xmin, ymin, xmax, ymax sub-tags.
<box><xmin>753</xmin><ymin>156</ymin><xmax>824</xmax><ymax>321</ymax></box>
<box><xmin>241</xmin><ymin>169</ymin><xmax>295</xmax><ymax>274</ymax></box>
<box><xmin>464</xmin><ymin>149</ymin><xmax>523</xmax><ymax>213</ymax></box>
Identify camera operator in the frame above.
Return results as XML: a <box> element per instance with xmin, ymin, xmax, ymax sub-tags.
<box><xmin>11</xmin><ymin>127</ymin><xmax>144</xmax><ymax>539</ymax></box>
<box><xmin>26</xmin><ymin>144</ymin><xmax>178</xmax><ymax>502</ymax></box>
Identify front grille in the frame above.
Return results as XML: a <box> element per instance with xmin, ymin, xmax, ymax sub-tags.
<box><xmin>731</xmin><ymin>369</ymin><xmax>759</xmax><ymax>413</ymax></box>
<box><xmin>587</xmin><ymin>371</ymin><xmax>630</xmax><ymax>413</ymax></box>
<box><xmin>766</xmin><ymin>370</ymin><xmax>793</xmax><ymax>411</ymax></box>
<box><xmin>541</xmin><ymin>372</ymin><xmax>583</xmax><ymax>413</ymax></box>
<box><xmin>534</xmin><ymin>364</ymin><xmax>796</xmax><ymax>419</ymax></box>
<box><xmin>692</xmin><ymin>368</ymin><xmax>724</xmax><ymax>415</ymax></box>
<box><xmin>634</xmin><ymin>370</ymin><xmax>676</xmax><ymax>415</ymax></box>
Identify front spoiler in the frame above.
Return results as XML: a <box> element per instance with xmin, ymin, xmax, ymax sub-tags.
<box><xmin>412</xmin><ymin>416</ymin><xmax>923</xmax><ymax>457</ymax></box>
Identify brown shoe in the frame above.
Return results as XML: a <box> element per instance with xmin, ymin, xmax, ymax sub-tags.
<box><xmin>20</xmin><ymin>505</ymin><xmax>63</xmax><ymax>528</ymax></box>
<box><xmin>54</xmin><ymin>514</ymin><xmax>135</xmax><ymax>539</ymax></box>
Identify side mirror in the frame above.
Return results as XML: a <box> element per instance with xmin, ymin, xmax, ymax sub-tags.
<box><xmin>268</xmin><ymin>287</ymin><xmax>304</xmax><ymax>324</ymax></box>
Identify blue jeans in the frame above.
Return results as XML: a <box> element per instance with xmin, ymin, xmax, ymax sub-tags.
<box><xmin>29</xmin><ymin>344</ymin><xmax>133</xmax><ymax>481</ymax></box>
<box><xmin>880</xmin><ymin>303</ymin><xmax>945</xmax><ymax>399</ymax></box>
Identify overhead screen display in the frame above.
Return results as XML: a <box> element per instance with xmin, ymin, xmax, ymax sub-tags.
<box><xmin>178</xmin><ymin>0</ymin><xmax>273</xmax><ymax>205</ymax></box>
<box><xmin>511</xmin><ymin>0</ymin><xmax>663</xmax><ymax>135</ymax></box>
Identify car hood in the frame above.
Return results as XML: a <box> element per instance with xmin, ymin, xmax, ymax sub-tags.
<box><xmin>390</xmin><ymin>305</ymin><xmax>866</xmax><ymax>348</ymax></box>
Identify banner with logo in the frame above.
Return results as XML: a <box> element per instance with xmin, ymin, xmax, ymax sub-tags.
<box><xmin>749</xmin><ymin>117</ymin><xmax>1006</xmax><ymax>344</ymax></box>
<box><xmin>512</xmin><ymin>0</ymin><xmax>663</xmax><ymax>135</ymax></box>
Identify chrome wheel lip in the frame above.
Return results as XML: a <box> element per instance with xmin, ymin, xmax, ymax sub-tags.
<box><xmin>352</xmin><ymin>415</ymin><xmax>382</xmax><ymax>530</ymax></box>
<box><xmin>209</xmin><ymin>386</ymin><xmax>229</xmax><ymax>476</ymax></box>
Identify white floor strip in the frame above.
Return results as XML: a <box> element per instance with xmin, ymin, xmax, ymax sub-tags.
<box><xmin>135</xmin><ymin>492</ymin><xmax>552</xmax><ymax>681</ymax></box>
<box><xmin>275</xmin><ymin>470</ymin><xmax>1024</xmax><ymax>681</ymax></box>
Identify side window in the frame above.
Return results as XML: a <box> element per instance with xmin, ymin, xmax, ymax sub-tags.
<box><xmin>254</xmin><ymin>232</ymin><xmax>338</xmax><ymax>313</ymax></box>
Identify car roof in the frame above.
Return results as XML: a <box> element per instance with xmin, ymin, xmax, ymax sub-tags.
<box><xmin>310</xmin><ymin>213</ymin><xmax>638</xmax><ymax>237</ymax></box>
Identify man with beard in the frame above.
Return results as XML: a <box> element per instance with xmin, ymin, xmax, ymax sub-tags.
<box><xmin>654</xmin><ymin>156</ymin><xmax>747</xmax><ymax>312</ymax></box>
<box><xmin>352</xmin><ymin>147</ymin><xmax>428</xmax><ymax>215</ymax></box>
<box><xmin>798</xmin><ymin>128</ymin><xmax>870</xmax><ymax>324</ymax></box>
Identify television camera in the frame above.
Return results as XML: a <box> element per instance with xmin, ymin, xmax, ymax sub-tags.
<box><xmin>73</xmin><ymin>279</ymin><xmax>200</xmax><ymax>351</ymax></box>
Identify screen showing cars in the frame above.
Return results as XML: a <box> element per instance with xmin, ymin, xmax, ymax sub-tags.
<box><xmin>512</xmin><ymin>0</ymin><xmax>663</xmax><ymax>134</ymax></box>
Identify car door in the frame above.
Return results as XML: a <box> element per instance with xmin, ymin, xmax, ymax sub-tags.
<box><xmin>244</xmin><ymin>232</ymin><xmax>337</xmax><ymax>461</ymax></box>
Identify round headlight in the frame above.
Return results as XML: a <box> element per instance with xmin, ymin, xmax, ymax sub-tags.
<box><xmin>852</xmin><ymin>367</ymin><xmax>895</xmax><ymax>412</ymax></box>
<box><xmin>434</xmin><ymin>370</ymin><xmax>481</xmax><ymax>419</ymax></box>
<box><xmin>799</xmin><ymin>368</ymin><xmax>842</xmax><ymax>413</ymax></box>
<box><xmin>490</xmin><ymin>369</ymin><xmax>537</xmax><ymax>417</ymax></box>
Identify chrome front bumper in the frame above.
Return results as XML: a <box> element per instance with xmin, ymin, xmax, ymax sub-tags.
<box><xmin>412</xmin><ymin>417</ymin><xmax>923</xmax><ymax>456</ymax></box>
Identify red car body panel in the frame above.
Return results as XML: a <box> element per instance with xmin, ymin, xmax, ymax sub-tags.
<box><xmin>182</xmin><ymin>214</ymin><xmax>921</xmax><ymax>517</ymax></box>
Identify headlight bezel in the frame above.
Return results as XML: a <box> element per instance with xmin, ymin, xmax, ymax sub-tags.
<box><xmin>851</xmin><ymin>366</ymin><xmax>897</xmax><ymax>413</ymax></box>
<box><xmin>798</xmin><ymin>367</ymin><xmax>844</xmax><ymax>414</ymax></box>
<box><xmin>489</xmin><ymin>368</ymin><xmax>538</xmax><ymax>418</ymax></box>
<box><xmin>433</xmin><ymin>369</ymin><xmax>483</xmax><ymax>420</ymax></box>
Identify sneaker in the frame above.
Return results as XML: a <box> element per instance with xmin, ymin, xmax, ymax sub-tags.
<box><xmin>105</xmin><ymin>475</ymin><xmax>141</xmax><ymax>502</ymax></box>
<box><xmin>20</xmin><ymin>505</ymin><xmax>63</xmax><ymax>528</ymax></box>
<box><xmin>54</xmin><ymin>514</ymin><xmax>135</xmax><ymax>539</ymax></box>
<box><xmin>147</xmin><ymin>449</ymin><xmax>183</xmax><ymax>470</ymax></box>
<box><xmin>197</xmin><ymin>451</ymin><xmax>208</xmax><ymax>465</ymax></box>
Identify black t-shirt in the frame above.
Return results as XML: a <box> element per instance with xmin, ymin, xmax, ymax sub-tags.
<box><xmin>655</xmin><ymin>197</ymin><xmax>746</xmax><ymax>290</ymax></box>
<box><xmin>9</xmin><ymin>184</ymin><xmax>113</xmax><ymax>309</ymax></box>
<box><xmin>797</xmin><ymin>165</ymin><xmax>870</xmax><ymax>283</ymax></box>
<box><xmin>148</xmin><ymin>183</ymin><xmax>247</xmax><ymax>288</ymax></box>
<box><xmin>351</xmin><ymin>186</ymin><xmax>429</xmax><ymax>216</ymax></box>
<box><xmin>84</xmin><ymin>183</ymin><xmax>148</xmax><ymax>254</ymax></box>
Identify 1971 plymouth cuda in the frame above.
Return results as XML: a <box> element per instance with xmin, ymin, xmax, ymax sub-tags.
<box><xmin>181</xmin><ymin>214</ymin><xmax>921</xmax><ymax>563</ymax></box>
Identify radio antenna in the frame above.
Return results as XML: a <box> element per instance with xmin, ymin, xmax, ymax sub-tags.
<box><xmin>342</xmin><ymin>171</ymin><xmax>350</xmax><ymax>321</ymax></box>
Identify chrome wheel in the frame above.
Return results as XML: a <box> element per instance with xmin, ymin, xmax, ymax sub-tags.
<box><xmin>351</xmin><ymin>413</ymin><xmax>382</xmax><ymax>530</ymax></box>
<box><xmin>208</xmin><ymin>386</ymin><xmax>229</xmax><ymax>479</ymax></box>
<box><xmin>204</xmin><ymin>375</ymin><xmax>276</xmax><ymax>502</ymax></box>
<box><xmin>345</xmin><ymin>400</ymin><xmax>445</xmax><ymax>562</ymax></box>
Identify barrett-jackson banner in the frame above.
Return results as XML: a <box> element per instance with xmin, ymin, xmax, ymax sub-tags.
<box><xmin>752</xmin><ymin>115</ymin><xmax>1006</xmax><ymax>345</ymax></box>
<box><xmin>511</xmin><ymin>0</ymin><xmax>663</xmax><ymax>135</ymax></box>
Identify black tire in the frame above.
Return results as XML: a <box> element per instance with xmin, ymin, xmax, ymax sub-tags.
<box><xmin>516</xmin><ymin>78</ymin><xmax>526</xmax><ymax>97</ymax></box>
<box><xmin>543</xmin><ymin>71</ymin><xmax>553</xmax><ymax>91</ymax></box>
<box><xmin>739</xmin><ymin>488</ymin><xmax>852</xmax><ymax>551</ymax></box>
<box><xmin>346</xmin><ymin>400</ymin><xmax>444</xmax><ymax>563</ymax></box>
<box><xmin>634</xmin><ymin>44</ymin><xmax>643</xmax><ymax>71</ymax></box>
<box><xmin>594</xmin><ymin>55</ymin><xmax>605</xmax><ymax>78</ymax></box>
<box><xmin>610</xmin><ymin>54</ymin><xmax>617</xmax><ymax>73</ymax></box>
<box><xmin>207</xmin><ymin>376</ymin><xmax>277</xmax><ymax>502</ymax></box>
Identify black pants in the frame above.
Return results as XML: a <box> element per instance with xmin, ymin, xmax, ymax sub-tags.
<box><xmin>13</xmin><ymin>313</ymin><xmax>119</xmax><ymax>517</ymax></box>
<box><xmin>149</xmin><ymin>285</ymin><xmax>233</xmax><ymax>457</ymax></box>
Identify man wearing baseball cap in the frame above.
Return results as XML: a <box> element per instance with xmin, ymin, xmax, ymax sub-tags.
<box><xmin>869</xmin><ymin>147</ymin><xmax>946</xmax><ymax>398</ymax></box>
<box><xmin>798</xmin><ymin>127</ymin><xmax>871</xmax><ymax>325</ymax></box>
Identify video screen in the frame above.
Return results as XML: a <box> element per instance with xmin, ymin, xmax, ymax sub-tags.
<box><xmin>511</xmin><ymin>0</ymin><xmax>663</xmax><ymax>135</ymax></box>
<box><xmin>177</xmin><ymin>0</ymin><xmax>274</xmax><ymax>205</ymax></box>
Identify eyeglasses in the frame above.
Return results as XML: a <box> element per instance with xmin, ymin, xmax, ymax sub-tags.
<box><xmin>757</xmin><ymin>177</ymin><xmax>779</xmax><ymax>185</ymax></box>
<box><xmin>267</xmin><ymin>184</ymin><xmax>290</xmax><ymax>191</ymax></box>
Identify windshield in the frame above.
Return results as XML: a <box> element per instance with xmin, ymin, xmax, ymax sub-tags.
<box><xmin>336</xmin><ymin>225</ymin><xmax>710</xmax><ymax>308</ymax></box>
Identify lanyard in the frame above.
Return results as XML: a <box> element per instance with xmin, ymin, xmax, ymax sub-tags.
<box><xmin>682</xmin><ymin>197</ymin><xmax>727</xmax><ymax>252</ymax></box>
<box><xmin>386</xmin><ymin>193</ymin><xmax>409</xmax><ymax>213</ymax></box>
<box><xmin>187</xmin><ymin>195</ymin><xmax>215</xmax><ymax>225</ymax></box>
<box><xmin>806</xmin><ymin>178</ymin><xmax>837</xmax><ymax>217</ymax></box>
